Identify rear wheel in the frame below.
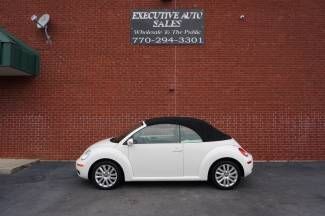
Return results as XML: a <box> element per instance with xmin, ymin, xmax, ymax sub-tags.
<box><xmin>210</xmin><ymin>160</ymin><xmax>241</xmax><ymax>190</ymax></box>
<box><xmin>91</xmin><ymin>161</ymin><xmax>122</xmax><ymax>190</ymax></box>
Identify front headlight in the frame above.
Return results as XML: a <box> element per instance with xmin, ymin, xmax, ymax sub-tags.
<box><xmin>81</xmin><ymin>149</ymin><xmax>91</xmax><ymax>160</ymax></box>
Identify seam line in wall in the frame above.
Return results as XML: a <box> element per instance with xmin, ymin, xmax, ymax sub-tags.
<box><xmin>174</xmin><ymin>0</ymin><xmax>177</xmax><ymax>115</ymax></box>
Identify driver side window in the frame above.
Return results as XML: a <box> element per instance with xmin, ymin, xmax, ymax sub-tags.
<box><xmin>132</xmin><ymin>124</ymin><xmax>179</xmax><ymax>144</ymax></box>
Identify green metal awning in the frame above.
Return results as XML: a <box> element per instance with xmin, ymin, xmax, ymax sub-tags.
<box><xmin>0</xmin><ymin>28</ymin><xmax>39</xmax><ymax>76</ymax></box>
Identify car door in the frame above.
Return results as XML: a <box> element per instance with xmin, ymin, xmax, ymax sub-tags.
<box><xmin>128</xmin><ymin>124</ymin><xmax>183</xmax><ymax>178</ymax></box>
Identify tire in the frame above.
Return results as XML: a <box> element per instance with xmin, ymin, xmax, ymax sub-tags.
<box><xmin>91</xmin><ymin>160</ymin><xmax>123</xmax><ymax>190</ymax></box>
<box><xmin>210</xmin><ymin>160</ymin><xmax>241</xmax><ymax>190</ymax></box>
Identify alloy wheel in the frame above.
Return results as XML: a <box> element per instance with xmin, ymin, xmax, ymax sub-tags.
<box><xmin>94</xmin><ymin>164</ymin><xmax>118</xmax><ymax>188</ymax></box>
<box><xmin>215</xmin><ymin>163</ymin><xmax>238</xmax><ymax>188</ymax></box>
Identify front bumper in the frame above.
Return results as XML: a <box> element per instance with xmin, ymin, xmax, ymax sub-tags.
<box><xmin>75</xmin><ymin>158</ymin><xmax>90</xmax><ymax>180</ymax></box>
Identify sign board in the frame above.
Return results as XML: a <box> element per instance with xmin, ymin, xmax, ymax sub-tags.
<box><xmin>131</xmin><ymin>9</ymin><xmax>204</xmax><ymax>45</ymax></box>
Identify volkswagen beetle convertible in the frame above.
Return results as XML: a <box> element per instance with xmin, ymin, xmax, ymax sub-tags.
<box><xmin>76</xmin><ymin>117</ymin><xmax>253</xmax><ymax>190</ymax></box>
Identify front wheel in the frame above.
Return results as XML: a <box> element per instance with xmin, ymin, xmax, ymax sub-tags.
<box><xmin>91</xmin><ymin>161</ymin><xmax>122</xmax><ymax>190</ymax></box>
<box><xmin>210</xmin><ymin>160</ymin><xmax>241</xmax><ymax>190</ymax></box>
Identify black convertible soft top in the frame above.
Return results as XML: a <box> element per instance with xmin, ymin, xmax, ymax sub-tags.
<box><xmin>145</xmin><ymin>117</ymin><xmax>231</xmax><ymax>142</ymax></box>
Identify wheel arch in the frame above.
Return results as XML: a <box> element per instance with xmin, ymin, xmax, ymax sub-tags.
<box><xmin>88</xmin><ymin>158</ymin><xmax>125</xmax><ymax>181</ymax></box>
<box><xmin>207</xmin><ymin>157</ymin><xmax>244</xmax><ymax>180</ymax></box>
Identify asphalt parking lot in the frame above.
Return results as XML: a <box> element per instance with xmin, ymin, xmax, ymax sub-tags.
<box><xmin>0</xmin><ymin>162</ymin><xmax>324</xmax><ymax>216</ymax></box>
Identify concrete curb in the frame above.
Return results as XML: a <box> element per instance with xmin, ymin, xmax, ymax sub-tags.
<box><xmin>254</xmin><ymin>160</ymin><xmax>324</xmax><ymax>162</ymax></box>
<box><xmin>0</xmin><ymin>159</ymin><xmax>39</xmax><ymax>175</ymax></box>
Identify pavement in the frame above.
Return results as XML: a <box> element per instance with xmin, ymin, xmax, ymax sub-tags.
<box><xmin>0</xmin><ymin>158</ymin><xmax>39</xmax><ymax>174</ymax></box>
<box><xmin>0</xmin><ymin>162</ymin><xmax>324</xmax><ymax>216</ymax></box>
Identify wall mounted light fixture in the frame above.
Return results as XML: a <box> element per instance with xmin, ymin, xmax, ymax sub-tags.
<box><xmin>31</xmin><ymin>14</ymin><xmax>52</xmax><ymax>44</ymax></box>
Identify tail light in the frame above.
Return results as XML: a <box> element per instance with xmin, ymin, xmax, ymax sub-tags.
<box><xmin>238</xmin><ymin>147</ymin><xmax>249</xmax><ymax>157</ymax></box>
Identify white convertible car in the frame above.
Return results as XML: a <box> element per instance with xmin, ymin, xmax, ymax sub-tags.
<box><xmin>76</xmin><ymin>117</ymin><xmax>253</xmax><ymax>190</ymax></box>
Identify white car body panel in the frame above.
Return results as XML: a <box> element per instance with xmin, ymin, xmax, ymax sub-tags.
<box><xmin>198</xmin><ymin>140</ymin><xmax>253</xmax><ymax>179</ymax></box>
<box><xmin>128</xmin><ymin>143</ymin><xmax>183</xmax><ymax>177</ymax></box>
<box><xmin>76</xmin><ymin>139</ymin><xmax>133</xmax><ymax>180</ymax></box>
<box><xmin>76</xmin><ymin>123</ymin><xmax>253</xmax><ymax>182</ymax></box>
<box><xmin>184</xmin><ymin>139</ymin><xmax>237</xmax><ymax>177</ymax></box>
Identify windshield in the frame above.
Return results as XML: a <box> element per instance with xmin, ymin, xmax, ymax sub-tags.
<box><xmin>111</xmin><ymin>122</ymin><xmax>143</xmax><ymax>143</ymax></box>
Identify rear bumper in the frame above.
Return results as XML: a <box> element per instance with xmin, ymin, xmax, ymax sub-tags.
<box><xmin>243</xmin><ymin>154</ymin><xmax>253</xmax><ymax>177</ymax></box>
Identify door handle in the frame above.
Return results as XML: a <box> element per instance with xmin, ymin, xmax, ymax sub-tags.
<box><xmin>172</xmin><ymin>148</ymin><xmax>183</xmax><ymax>152</ymax></box>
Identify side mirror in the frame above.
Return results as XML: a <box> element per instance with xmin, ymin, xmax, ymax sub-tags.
<box><xmin>126</xmin><ymin>138</ymin><xmax>134</xmax><ymax>146</ymax></box>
